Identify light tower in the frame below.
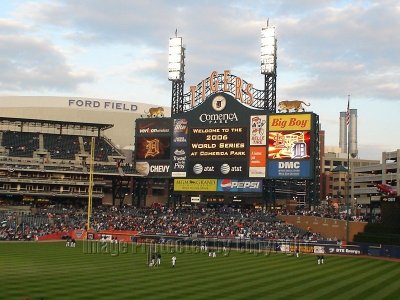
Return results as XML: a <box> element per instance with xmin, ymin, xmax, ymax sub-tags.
<box><xmin>260</xmin><ymin>21</ymin><xmax>277</xmax><ymax>111</ymax></box>
<box><xmin>168</xmin><ymin>31</ymin><xmax>185</xmax><ymax>116</ymax></box>
<box><xmin>261</xmin><ymin>21</ymin><xmax>279</xmax><ymax>210</ymax></box>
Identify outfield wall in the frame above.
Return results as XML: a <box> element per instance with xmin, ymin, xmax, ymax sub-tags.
<box><xmin>278</xmin><ymin>215</ymin><xmax>367</xmax><ymax>242</ymax></box>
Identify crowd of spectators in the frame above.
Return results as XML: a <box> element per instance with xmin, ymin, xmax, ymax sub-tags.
<box><xmin>0</xmin><ymin>204</ymin><xmax>322</xmax><ymax>242</ymax></box>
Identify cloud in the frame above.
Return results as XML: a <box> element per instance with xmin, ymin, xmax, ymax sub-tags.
<box><xmin>275</xmin><ymin>2</ymin><xmax>400</xmax><ymax>101</ymax></box>
<box><xmin>0</xmin><ymin>35</ymin><xmax>94</xmax><ymax>92</ymax></box>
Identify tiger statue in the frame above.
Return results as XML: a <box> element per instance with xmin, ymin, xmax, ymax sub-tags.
<box><xmin>277</xmin><ymin>100</ymin><xmax>310</xmax><ymax>113</ymax></box>
<box><xmin>144</xmin><ymin>107</ymin><xmax>164</xmax><ymax>118</ymax></box>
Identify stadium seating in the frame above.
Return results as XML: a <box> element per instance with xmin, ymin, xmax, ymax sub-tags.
<box><xmin>43</xmin><ymin>134</ymin><xmax>80</xmax><ymax>160</ymax></box>
<box><xmin>94</xmin><ymin>164</ymin><xmax>119</xmax><ymax>173</ymax></box>
<box><xmin>82</xmin><ymin>136</ymin><xmax>121</xmax><ymax>161</ymax></box>
<box><xmin>2</xmin><ymin>131</ymin><xmax>40</xmax><ymax>157</ymax></box>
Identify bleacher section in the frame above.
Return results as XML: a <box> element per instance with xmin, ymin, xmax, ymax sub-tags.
<box><xmin>82</xmin><ymin>136</ymin><xmax>121</xmax><ymax>161</ymax></box>
<box><xmin>1</xmin><ymin>131</ymin><xmax>122</xmax><ymax>162</ymax></box>
<box><xmin>2</xmin><ymin>132</ymin><xmax>40</xmax><ymax>157</ymax></box>
<box><xmin>43</xmin><ymin>134</ymin><xmax>80</xmax><ymax>160</ymax></box>
<box><xmin>0</xmin><ymin>119</ymin><xmax>139</xmax><ymax>207</ymax></box>
<box><xmin>94</xmin><ymin>164</ymin><xmax>119</xmax><ymax>173</ymax></box>
<box><xmin>121</xmin><ymin>164</ymin><xmax>137</xmax><ymax>174</ymax></box>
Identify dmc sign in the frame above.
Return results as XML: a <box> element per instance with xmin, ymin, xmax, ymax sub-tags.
<box><xmin>278</xmin><ymin>161</ymin><xmax>300</xmax><ymax>169</ymax></box>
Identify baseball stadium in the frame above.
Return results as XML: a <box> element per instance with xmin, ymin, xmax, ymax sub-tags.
<box><xmin>1</xmin><ymin>26</ymin><xmax>400</xmax><ymax>300</ymax></box>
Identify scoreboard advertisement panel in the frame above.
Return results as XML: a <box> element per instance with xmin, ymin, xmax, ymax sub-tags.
<box><xmin>267</xmin><ymin>113</ymin><xmax>314</xmax><ymax>179</ymax></box>
<box><xmin>135</xmin><ymin>118</ymin><xmax>173</xmax><ymax>178</ymax></box>
<box><xmin>171</xmin><ymin>119</ymin><xmax>189</xmax><ymax>177</ymax></box>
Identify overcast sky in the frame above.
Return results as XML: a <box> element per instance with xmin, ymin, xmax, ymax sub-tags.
<box><xmin>0</xmin><ymin>0</ymin><xmax>399</xmax><ymax>161</ymax></box>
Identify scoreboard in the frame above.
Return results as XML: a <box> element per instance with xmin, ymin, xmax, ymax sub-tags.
<box><xmin>136</xmin><ymin>92</ymin><xmax>317</xmax><ymax>180</ymax></box>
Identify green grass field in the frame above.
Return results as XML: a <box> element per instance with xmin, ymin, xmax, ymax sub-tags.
<box><xmin>0</xmin><ymin>241</ymin><xmax>399</xmax><ymax>300</ymax></box>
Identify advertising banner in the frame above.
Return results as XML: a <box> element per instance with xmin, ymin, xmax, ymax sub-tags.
<box><xmin>269</xmin><ymin>113</ymin><xmax>312</xmax><ymax>131</ymax></box>
<box><xmin>171</xmin><ymin>118</ymin><xmax>189</xmax><ymax>177</ymax></box>
<box><xmin>174</xmin><ymin>179</ymin><xmax>217</xmax><ymax>192</ymax></box>
<box><xmin>171</xmin><ymin>147</ymin><xmax>187</xmax><ymax>177</ymax></box>
<box><xmin>188</xmin><ymin>159</ymin><xmax>248</xmax><ymax>178</ymax></box>
<box><xmin>172</xmin><ymin>119</ymin><xmax>188</xmax><ymax>147</ymax></box>
<box><xmin>135</xmin><ymin>118</ymin><xmax>173</xmax><ymax>136</ymax></box>
<box><xmin>249</xmin><ymin>147</ymin><xmax>266</xmax><ymax>167</ymax></box>
<box><xmin>217</xmin><ymin>179</ymin><xmax>262</xmax><ymax>192</ymax></box>
<box><xmin>325</xmin><ymin>246</ymin><xmax>361</xmax><ymax>255</ymax></box>
<box><xmin>135</xmin><ymin>161</ymin><xmax>171</xmax><ymax>178</ymax></box>
<box><xmin>267</xmin><ymin>160</ymin><xmax>311</xmax><ymax>178</ymax></box>
<box><xmin>250</xmin><ymin>115</ymin><xmax>267</xmax><ymax>145</ymax></box>
<box><xmin>249</xmin><ymin>167</ymin><xmax>266</xmax><ymax>178</ymax></box>
<box><xmin>249</xmin><ymin>146</ymin><xmax>266</xmax><ymax>178</ymax></box>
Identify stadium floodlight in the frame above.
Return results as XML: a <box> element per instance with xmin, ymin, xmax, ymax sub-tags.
<box><xmin>260</xmin><ymin>25</ymin><xmax>276</xmax><ymax>75</ymax></box>
<box><xmin>168</xmin><ymin>37</ymin><xmax>185</xmax><ymax>81</ymax></box>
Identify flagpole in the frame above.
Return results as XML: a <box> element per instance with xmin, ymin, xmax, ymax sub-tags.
<box><xmin>346</xmin><ymin>95</ymin><xmax>350</xmax><ymax>242</ymax></box>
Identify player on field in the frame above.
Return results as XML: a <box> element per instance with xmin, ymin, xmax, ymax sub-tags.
<box><xmin>172</xmin><ymin>255</ymin><xmax>176</xmax><ymax>267</ymax></box>
<box><xmin>157</xmin><ymin>252</ymin><xmax>161</xmax><ymax>266</ymax></box>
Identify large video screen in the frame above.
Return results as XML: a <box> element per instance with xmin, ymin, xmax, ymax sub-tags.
<box><xmin>268</xmin><ymin>131</ymin><xmax>311</xmax><ymax>160</ymax></box>
<box><xmin>135</xmin><ymin>136</ymin><xmax>171</xmax><ymax>160</ymax></box>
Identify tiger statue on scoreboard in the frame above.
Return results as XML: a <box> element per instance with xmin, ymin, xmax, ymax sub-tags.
<box><xmin>144</xmin><ymin>107</ymin><xmax>165</xmax><ymax>118</ymax></box>
<box><xmin>277</xmin><ymin>100</ymin><xmax>310</xmax><ymax>113</ymax></box>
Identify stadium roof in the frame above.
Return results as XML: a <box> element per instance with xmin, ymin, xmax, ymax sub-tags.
<box><xmin>0</xmin><ymin>116</ymin><xmax>114</xmax><ymax>131</ymax></box>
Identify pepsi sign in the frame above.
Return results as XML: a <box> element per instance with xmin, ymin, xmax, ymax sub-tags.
<box><xmin>217</xmin><ymin>179</ymin><xmax>262</xmax><ymax>192</ymax></box>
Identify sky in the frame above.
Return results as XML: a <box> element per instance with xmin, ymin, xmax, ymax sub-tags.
<box><xmin>0</xmin><ymin>0</ymin><xmax>399</xmax><ymax>161</ymax></box>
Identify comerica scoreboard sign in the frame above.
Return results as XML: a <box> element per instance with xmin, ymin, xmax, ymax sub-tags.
<box><xmin>135</xmin><ymin>91</ymin><xmax>318</xmax><ymax>180</ymax></box>
<box><xmin>173</xmin><ymin>93</ymin><xmax>266</xmax><ymax>179</ymax></box>
<box><xmin>135</xmin><ymin>93</ymin><xmax>317</xmax><ymax>180</ymax></box>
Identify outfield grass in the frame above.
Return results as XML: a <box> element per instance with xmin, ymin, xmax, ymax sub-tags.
<box><xmin>0</xmin><ymin>241</ymin><xmax>399</xmax><ymax>300</ymax></box>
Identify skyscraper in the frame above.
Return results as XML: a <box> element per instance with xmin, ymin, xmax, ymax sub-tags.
<box><xmin>339</xmin><ymin>109</ymin><xmax>358</xmax><ymax>157</ymax></box>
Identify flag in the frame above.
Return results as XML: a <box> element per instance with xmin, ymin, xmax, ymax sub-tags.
<box><xmin>346</xmin><ymin>96</ymin><xmax>350</xmax><ymax>126</ymax></box>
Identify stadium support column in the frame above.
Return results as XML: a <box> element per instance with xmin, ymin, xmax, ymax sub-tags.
<box><xmin>111</xmin><ymin>177</ymin><xmax>131</xmax><ymax>207</ymax></box>
<box><xmin>134</xmin><ymin>179</ymin><xmax>148</xmax><ymax>207</ymax></box>
<box><xmin>133</xmin><ymin>179</ymin><xmax>142</xmax><ymax>207</ymax></box>
<box><xmin>264</xmin><ymin>179</ymin><xmax>276</xmax><ymax>211</ymax></box>
<box><xmin>167</xmin><ymin>178</ymin><xmax>174</xmax><ymax>208</ymax></box>
<box><xmin>306</xmin><ymin>114</ymin><xmax>321</xmax><ymax>209</ymax></box>
<box><xmin>263</xmin><ymin>74</ymin><xmax>276</xmax><ymax>112</ymax></box>
<box><xmin>87</xmin><ymin>137</ymin><xmax>95</xmax><ymax>231</ymax></box>
<box><xmin>262</xmin><ymin>179</ymin><xmax>268</xmax><ymax>211</ymax></box>
<box><xmin>171</xmin><ymin>80</ymin><xmax>185</xmax><ymax>115</ymax></box>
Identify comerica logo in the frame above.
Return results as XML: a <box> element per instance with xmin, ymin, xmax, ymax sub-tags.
<box><xmin>278</xmin><ymin>161</ymin><xmax>300</xmax><ymax>169</ymax></box>
<box><xmin>199</xmin><ymin>113</ymin><xmax>239</xmax><ymax>124</ymax></box>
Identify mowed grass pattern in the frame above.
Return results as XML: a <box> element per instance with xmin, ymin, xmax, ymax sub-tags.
<box><xmin>0</xmin><ymin>241</ymin><xmax>399</xmax><ymax>300</ymax></box>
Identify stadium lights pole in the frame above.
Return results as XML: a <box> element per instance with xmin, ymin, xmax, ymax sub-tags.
<box><xmin>87</xmin><ymin>137</ymin><xmax>95</xmax><ymax>234</ymax></box>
